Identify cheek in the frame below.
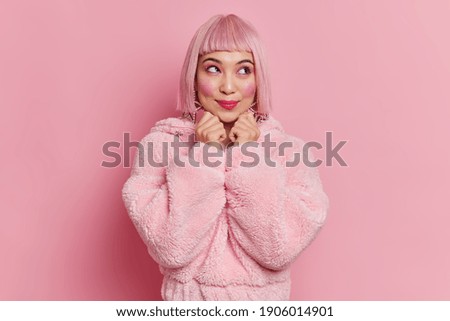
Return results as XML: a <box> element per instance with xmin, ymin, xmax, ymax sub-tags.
<box><xmin>197</xmin><ymin>79</ymin><xmax>215</xmax><ymax>97</ymax></box>
<box><xmin>242</xmin><ymin>82</ymin><xmax>256</xmax><ymax>98</ymax></box>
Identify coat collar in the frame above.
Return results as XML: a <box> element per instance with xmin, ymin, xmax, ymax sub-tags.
<box><xmin>150</xmin><ymin>114</ymin><xmax>285</xmax><ymax>137</ymax></box>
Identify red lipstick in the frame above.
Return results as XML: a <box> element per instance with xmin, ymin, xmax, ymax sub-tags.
<box><xmin>217</xmin><ymin>100</ymin><xmax>238</xmax><ymax>110</ymax></box>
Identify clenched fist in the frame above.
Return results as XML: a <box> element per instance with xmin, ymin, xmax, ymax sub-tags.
<box><xmin>228</xmin><ymin>112</ymin><xmax>260</xmax><ymax>144</ymax></box>
<box><xmin>195</xmin><ymin>111</ymin><xmax>227</xmax><ymax>145</ymax></box>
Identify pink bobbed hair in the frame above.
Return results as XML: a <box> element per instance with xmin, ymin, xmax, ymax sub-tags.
<box><xmin>176</xmin><ymin>14</ymin><xmax>272</xmax><ymax>115</ymax></box>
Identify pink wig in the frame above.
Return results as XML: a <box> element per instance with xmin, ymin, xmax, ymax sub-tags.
<box><xmin>176</xmin><ymin>14</ymin><xmax>272</xmax><ymax>115</ymax></box>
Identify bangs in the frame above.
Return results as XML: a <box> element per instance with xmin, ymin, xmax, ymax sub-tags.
<box><xmin>199</xmin><ymin>16</ymin><xmax>254</xmax><ymax>55</ymax></box>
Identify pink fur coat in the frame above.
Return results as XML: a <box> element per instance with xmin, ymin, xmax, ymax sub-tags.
<box><xmin>122</xmin><ymin>115</ymin><xmax>329</xmax><ymax>300</ymax></box>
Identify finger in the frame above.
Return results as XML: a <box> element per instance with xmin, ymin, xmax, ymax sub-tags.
<box><xmin>205</xmin><ymin>127</ymin><xmax>227</xmax><ymax>143</ymax></box>
<box><xmin>197</xmin><ymin>114</ymin><xmax>222</xmax><ymax>134</ymax></box>
<box><xmin>202</xmin><ymin>122</ymin><xmax>226</xmax><ymax>142</ymax></box>
<box><xmin>228</xmin><ymin>126</ymin><xmax>239</xmax><ymax>142</ymax></box>
<box><xmin>196</xmin><ymin>111</ymin><xmax>215</xmax><ymax>128</ymax></box>
<box><xmin>228</xmin><ymin>125</ymin><xmax>249</xmax><ymax>143</ymax></box>
<box><xmin>241</xmin><ymin>111</ymin><xmax>258</xmax><ymax>125</ymax></box>
<box><xmin>203</xmin><ymin>121</ymin><xmax>226</xmax><ymax>137</ymax></box>
<box><xmin>235</xmin><ymin>115</ymin><xmax>256</xmax><ymax>132</ymax></box>
<box><xmin>231</xmin><ymin>121</ymin><xmax>259</xmax><ymax>143</ymax></box>
<box><xmin>238</xmin><ymin>114</ymin><xmax>257</xmax><ymax>129</ymax></box>
<box><xmin>196</xmin><ymin>116</ymin><xmax>224</xmax><ymax>143</ymax></box>
<box><xmin>231</xmin><ymin>124</ymin><xmax>252</xmax><ymax>140</ymax></box>
<box><xmin>240</xmin><ymin>113</ymin><xmax>260</xmax><ymax>134</ymax></box>
<box><xmin>195</xmin><ymin>112</ymin><xmax>212</xmax><ymax>142</ymax></box>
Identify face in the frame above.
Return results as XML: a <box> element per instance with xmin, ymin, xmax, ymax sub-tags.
<box><xmin>195</xmin><ymin>51</ymin><xmax>256</xmax><ymax>124</ymax></box>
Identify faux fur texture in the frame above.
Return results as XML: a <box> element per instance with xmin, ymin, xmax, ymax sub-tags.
<box><xmin>122</xmin><ymin>115</ymin><xmax>329</xmax><ymax>300</ymax></box>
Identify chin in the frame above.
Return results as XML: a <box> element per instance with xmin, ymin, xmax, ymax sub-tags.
<box><xmin>216</xmin><ymin>111</ymin><xmax>240</xmax><ymax>123</ymax></box>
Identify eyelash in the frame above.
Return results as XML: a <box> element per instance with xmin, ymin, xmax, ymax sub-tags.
<box><xmin>205</xmin><ymin>65</ymin><xmax>252</xmax><ymax>75</ymax></box>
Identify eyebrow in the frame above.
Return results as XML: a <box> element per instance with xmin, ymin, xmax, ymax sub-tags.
<box><xmin>201</xmin><ymin>57</ymin><xmax>254</xmax><ymax>65</ymax></box>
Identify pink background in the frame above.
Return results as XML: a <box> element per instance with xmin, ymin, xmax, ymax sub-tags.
<box><xmin>1</xmin><ymin>0</ymin><xmax>449</xmax><ymax>300</ymax></box>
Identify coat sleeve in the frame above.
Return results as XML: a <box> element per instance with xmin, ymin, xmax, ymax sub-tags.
<box><xmin>122</xmin><ymin>131</ymin><xmax>226</xmax><ymax>269</ymax></box>
<box><xmin>224</xmin><ymin>136</ymin><xmax>329</xmax><ymax>271</ymax></box>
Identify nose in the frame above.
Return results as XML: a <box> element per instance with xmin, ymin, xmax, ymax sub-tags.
<box><xmin>219</xmin><ymin>73</ymin><xmax>236</xmax><ymax>95</ymax></box>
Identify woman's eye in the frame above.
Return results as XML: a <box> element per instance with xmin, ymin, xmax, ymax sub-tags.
<box><xmin>237</xmin><ymin>66</ymin><xmax>252</xmax><ymax>75</ymax></box>
<box><xmin>206</xmin><ymin>66</ymin><xmax>220</xmax><ymax>73</ymax></box>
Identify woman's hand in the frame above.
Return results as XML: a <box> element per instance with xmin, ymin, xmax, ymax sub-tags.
<box><xmin>195</xmin><ymin>111</ymin><xmax>227</xmax><ymax>144</ymax></box>
<box><xmin>229</xmin><ymin>112</ymin><xmax>260</xmax><ymax>144</ymax></box>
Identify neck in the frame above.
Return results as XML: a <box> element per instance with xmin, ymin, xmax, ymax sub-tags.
<box><xmin>221</xmin><ymin>121</ymin><xmax>235</xmax><ymax>148</ymax></box>
<box><xmin>223</xmin><ymin>121</ymin><xmax>234</xmax><ymax>132</ymax></box>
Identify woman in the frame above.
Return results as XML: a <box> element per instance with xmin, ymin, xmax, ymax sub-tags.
<box><xmin>122</xmin><ymin>14</ymin><xmax>329</xmax><ymax>301</ymax></box>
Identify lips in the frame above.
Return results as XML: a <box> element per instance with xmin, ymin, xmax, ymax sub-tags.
<box><xmin>217</xmin><ymin>100</ymin><xmax>239</xmax><ymax>110</ymax></box>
